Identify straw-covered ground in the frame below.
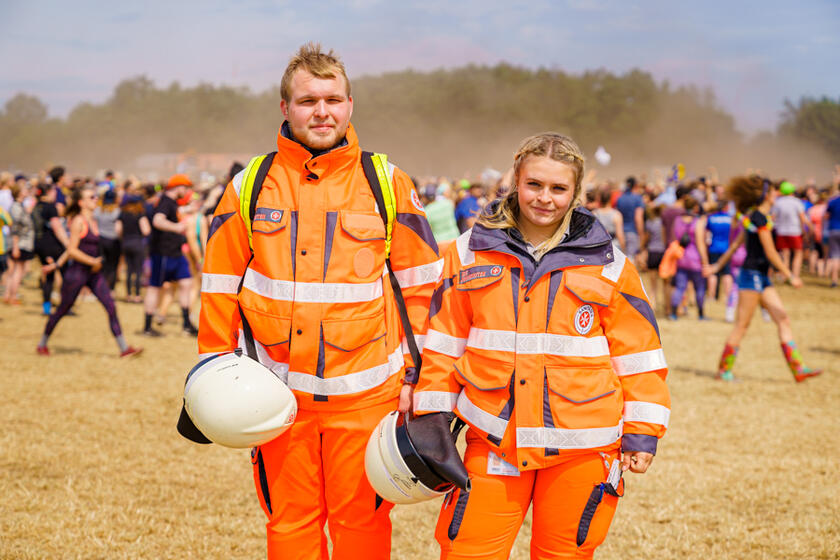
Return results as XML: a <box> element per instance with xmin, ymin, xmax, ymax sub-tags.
<box><xmin>1</xmin><ymin>276</ymin><xmax>838</xmax><ymax>559</ymax></box>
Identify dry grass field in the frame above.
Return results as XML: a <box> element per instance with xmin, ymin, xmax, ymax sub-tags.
<box><xmin>1</xmin><ymin>276</ymin><xmax>838</xmax><ymax>559</ymax></box>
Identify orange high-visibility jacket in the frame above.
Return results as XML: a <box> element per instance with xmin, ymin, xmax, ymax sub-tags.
<box><xmin>414</xmin><ymin>207</ymin><xmax>670</xmax><ymax>471</ymax></box>
<box><xmin>198</xmin><ymin>123</ymin><xmax>441</xmax><ymax>411</ymax></box>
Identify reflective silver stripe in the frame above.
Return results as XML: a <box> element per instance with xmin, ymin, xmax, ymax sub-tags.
<box><xmin>623</xmin><ymin>401</ymin><xmax>670</xmax><ymax>427</ymax></box>
<box><xmin>601</xmin><ymin>247</ymin><xmax>626</xmax><ymax>282</ymax></box>
<box><xmin>455</xmin><ymin>230</ymin><xmax>475</xmax><ymax>265</ymax></box>
<box><xmin>286</xmin><ymin>346</ymin><xmax>404</xmax><ymax>396</ymax></box>
<box><xmin>612</xmin><ymin>349</ymin><xmax>667</xmax><ymax>376</ymax></box>
<box><xmin>231</xmin><ymin>167</ymin><xmax>246</xmax><ymax>197</ymax></box>
<box><xmin>238</xmin><ymin>331</ymin><xmax>291</xmax><ymax>378</ymax></box>
<box><xmin>387</xmin><ymin>161</ymin><xmax>396</xmax><ymax>181</ymax></box>
<box><xmin>394</xmin><ymin>259</ymin><xmax>444</xmax><ymax>288</ymax></box>
<box><xmin>456</xmin><ymin>390</ymin><xmax>508</xmax><ymax>439</ymax></box>
<box><xmin>467</xmin><ymin>328</ymin><xmax>610</xmax><ymax>357</ymax></box>
<box><xmin>241</xmin><ymin>331</ymin><xmax>404</xmax><ymax>396</ymax></box>
<box><xmin>516</xmin><ymin>422</ymin><xmax>622</xmax><ymax>450</ymax></box>
<box><xmin>414</xmin><ymin>391</ymin><xmax>459</xmax><ymax>412</ymax></box>
<box><xmin>401</xmin><ymin>334</ymin><xmax>426</xmax><ymax>355</ymax></box>
<box><xmin>242</xmin><ymin>268</ymin><xmax>383</xmax><ymax>303</ymax></box>
<box><xmin>201</xmin><ymin>272</ymin><xmax>241</xmax><ymax>294</ymax></box>
<box><xmin>424</xmin><ymin>329</ymin><xmax>467</xmax><ymax>358</ymax></box>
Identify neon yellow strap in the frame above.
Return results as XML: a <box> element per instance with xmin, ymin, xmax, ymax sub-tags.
<box><xmin>369</xmin><ymin>153</ymin><xmax>395</xmax><ymax>258</ymax></box>
<box><xmin>239</xmin><ymin>154</ymin><xmax>267</xmax><ymax>249</ymax></box>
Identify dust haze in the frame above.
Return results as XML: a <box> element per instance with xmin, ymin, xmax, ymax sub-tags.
<box><xmin>1</xmin><ymin>65</ymin><xmax>836</xmax><ymax>187</ymax></box>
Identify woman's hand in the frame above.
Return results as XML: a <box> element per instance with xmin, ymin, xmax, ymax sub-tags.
<box><xmin>621</xmin><ymin>451</ymin><xmax>654</xmax><ymax>473</ymax></box>
<box><xmin>398</xmin><ymin>384</ymin><xmax>414</xmax><ymax>414</ymax></box>
<box><xmin>90</xmin><ymin>256</ymin><xmax>103</xmax><ymax>273</ymax></box>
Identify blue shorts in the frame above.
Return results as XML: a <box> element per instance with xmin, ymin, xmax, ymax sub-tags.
<box><xmin>149</xmin><ymin>254</ymin><xmax>191</xmax><ymax>287</ymax></box>
<box><xmin>737</xmin><ymin>268</ymin><xmax>772</xmax><ymax>292</ymax></box>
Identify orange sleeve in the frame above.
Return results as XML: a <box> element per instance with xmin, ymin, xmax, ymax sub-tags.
<box><xmin>599</xmin><ymin>254</ymin><xmax>670</xmax><ymax>454</ymax></box>
<box><xmin>197</xmin><ymin>181</ymin><xmax>251</xmax><ymax>357</ymax></box>
<box><xmin>413</xmin><ymin>237</ymin><xmax>472</xmax><ymax>413</ymax></box>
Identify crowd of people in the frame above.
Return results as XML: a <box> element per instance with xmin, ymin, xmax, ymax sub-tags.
<box><xmin>0</xmin><ymin>164</ymin><xmax>239</xmax><ymax>356</ymax></box>
<box><xmin>1</xmin><ymin>161</ymin><xmax>837</xmax><ymax>364</ymax></box>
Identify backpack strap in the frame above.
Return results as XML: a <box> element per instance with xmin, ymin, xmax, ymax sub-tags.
<box><xmin>238</xmin><ymin>152</ymin><xmax>276</xmax><ymax>250</ymax></box>
<box><xmin>235</xmin><ymin>152</ymin><xmax>274</xmax><ymax>360</ymax></box>
<box><xmin>361</xmin><ymin>152</ymin><xmax>396</xmax><ymax>258</ymax></box>
<box><xmin>361</xmin><ymin>151</ymin><xmax>422</xmax><ymax>374</ymax></box>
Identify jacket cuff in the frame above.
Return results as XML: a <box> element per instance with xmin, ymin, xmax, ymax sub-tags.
<box><xmin>621</xmin><ymin>433</ymin><xmax>658</xmax><ymax>455</ymax></box>
<box><xmin>402</xmin><ymin>367</ymin><xmax>418</xmax><ymax>385</ymax></box>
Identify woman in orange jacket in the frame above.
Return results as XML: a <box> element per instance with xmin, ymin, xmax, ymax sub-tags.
<box><xmin>413</xmin><ymin>132</ymin><xmax>670</xmax><ymax>559</ymax></box>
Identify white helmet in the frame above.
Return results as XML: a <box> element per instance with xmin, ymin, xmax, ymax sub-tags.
<box><xmin>365</xmin><ymin>411</ymin><xmax>463</xmax><ymax>505</ymax></box>
<box><xmin>180</xmin><ymin>351</ymin><xmax>297</xmax><ymax>448</ymax></box>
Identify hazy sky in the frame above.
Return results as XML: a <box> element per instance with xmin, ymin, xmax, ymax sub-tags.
<box><xmin>2</xmin><ymin>0</ymin><xmax>838</xmax><ymax>134</ymax></box>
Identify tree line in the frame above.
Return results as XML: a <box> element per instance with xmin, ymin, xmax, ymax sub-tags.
<box><xmin>1</xmin><ymin>64</ymin><xmax>837</xmax><ymax>180</ymax></box>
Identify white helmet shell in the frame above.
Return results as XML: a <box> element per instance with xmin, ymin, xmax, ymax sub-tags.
<box><xmin>364</xmin><ymin>411</ymin><xmax>452</xmax><ymax>505</ymax></box>
<box><xmin>184</xmin><ymin>352</ymin><xmax>297</xmax><ymax>448</ymax></box>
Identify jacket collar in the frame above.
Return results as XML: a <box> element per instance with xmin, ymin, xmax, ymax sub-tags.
<box><xmin>469</xmin><ymin>206</ymin><xmax>615</xmax><ymax>274</ymax></box>
<box><xmin>276</xmin><ymin>121</ymin><xmax>360</xmax><ymax>173</ymax></box>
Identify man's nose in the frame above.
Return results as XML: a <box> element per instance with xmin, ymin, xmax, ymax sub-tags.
<box><xmin>314</xmin><ymin>100</ymin><xmax>328</xmax><ymax>117</ymax></box>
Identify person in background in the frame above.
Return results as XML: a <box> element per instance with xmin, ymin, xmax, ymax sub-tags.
<box><xmin>5</xmin><ymin>182</ymin><xmax>36</xmax><ymax>304</ymax></box>
<box><xmin>643</xmin><ymin>204</ymin><xmax>666</xmax><ymax>313</ymax></box>
<box><xmin>116</xmin><ymin>194</ymin><xmax>151</xmax><ymax>303</ymax></box>
<box><xmin>825</xmin><ymin>185</ymin><xmax>840</xmax><ymax>288</ymax></box>
<box><xmin>706</xmin><ymin>200</ymin><xmax>734</xmax><ymax>305</ymax></box>
<box><xmin>181</xmin><ymin>191</ymin><xmax>205</xmax><ymax>311</ymax></box>
<box><xmin>37</xmin><ymin>186</ymin><xmax>142</xmax><ymax>358</ymax></box>
<box><xmin>422</xmin><ymin>183</ymin><xmax>460</xmax><ymax>243</ymax></box>
<box><xmin>593</xmin><ymin>188</ymin><xmax>625</xmax><ymax>251</ymax></box>
<box><xmin>142</xmin><ymin>174</ymin><xmax>197</xmax><ymax>337</ymax></box>
<box><xmin>454</xmin><ymin>181</ymin><xmax>485</xmax><ymax>233</ymax></box>
<box><xmin>33</xmin><ymin>183</ymin><xmax>69</xmax><ymax>316</ymax></box>
<box><xmin>615</xmin><ymin>175</ymin><xmax>645</xmax><ymax>265</ymax></box>
<box><xmin>668</xmin><ymin>197</ymin><xmax>709</xmax><ymax>320</ymax></box>
<box><xmin>806</xmin><ymin>190</ymin><xmax>828</xmax><ymax>277</ymax></box>
<box><xmin>95</xmin><ymin>188</ymin><xmax>122</xmax><ymax>292</ymax></box>
<box><xmin>48</xmin><ymin>166</ymin><xmax>70</xmax><ymax>216</ymax></box>
<box><xmin>0</xmin><ymin>204</ymin><xmax>11</xmax><ymax>292</ymax></box>
<box><xmin>771</xmin><ymin>181</ymin><xmax>813</xmax><ymax>283</ymax></box>
<box><xmin>662</xmin><ymin>185</ymin><xmax>690</xmax><ymax>246</ymax></box>
<box><xmin>706</xmin><ymin>175</ymin><xmax>822</xmax><ymax>383</ymax></box>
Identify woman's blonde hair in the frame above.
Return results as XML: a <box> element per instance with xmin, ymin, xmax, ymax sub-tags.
<box><xmin>478</xmin><ymin>132</ymin><xmax>585</xmax><ymax>258</ymax></box>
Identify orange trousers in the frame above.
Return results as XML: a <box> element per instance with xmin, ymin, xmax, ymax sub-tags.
<box><xmin>436</xmin><ymin>433</ymin><xmax>621</xmax><ymax>560</ymax></box>
<box><xmin>252</xmin><ymin>399</ymin><xmax>397</xmax><ymax>560</ymax></box>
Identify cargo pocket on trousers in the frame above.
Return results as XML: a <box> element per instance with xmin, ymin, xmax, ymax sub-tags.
<box><xmin>576</xmin><ymin>478</ymin><xmax>623</xmax><ymax>547</ymax></box>
<box><xmin>447</xmin><ymin>489</ymin><xmax>471</xmax><ymax>541</ymax></box>
<box><xmin>251</xmin><ymin>447</ymin><xmax>273</xmax><ymax>517</ymax></box>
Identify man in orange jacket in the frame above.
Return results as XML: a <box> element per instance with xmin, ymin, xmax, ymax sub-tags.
<box><xmin>198</xmin><ymin>43</ymin><xmax>441</xmax><ymax>560</ymax></box>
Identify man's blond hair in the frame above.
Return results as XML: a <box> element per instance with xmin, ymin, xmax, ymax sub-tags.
<box><xmin>280</xmin><ymin>42</ymin><xmax>351</xmax><ymax>103</ymax></box>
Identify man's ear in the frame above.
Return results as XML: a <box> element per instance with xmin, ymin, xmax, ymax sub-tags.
<box><xmin>280</xmin><ymin>99</ymin><xmax>289</xmax><ymax>120</ymax></box>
